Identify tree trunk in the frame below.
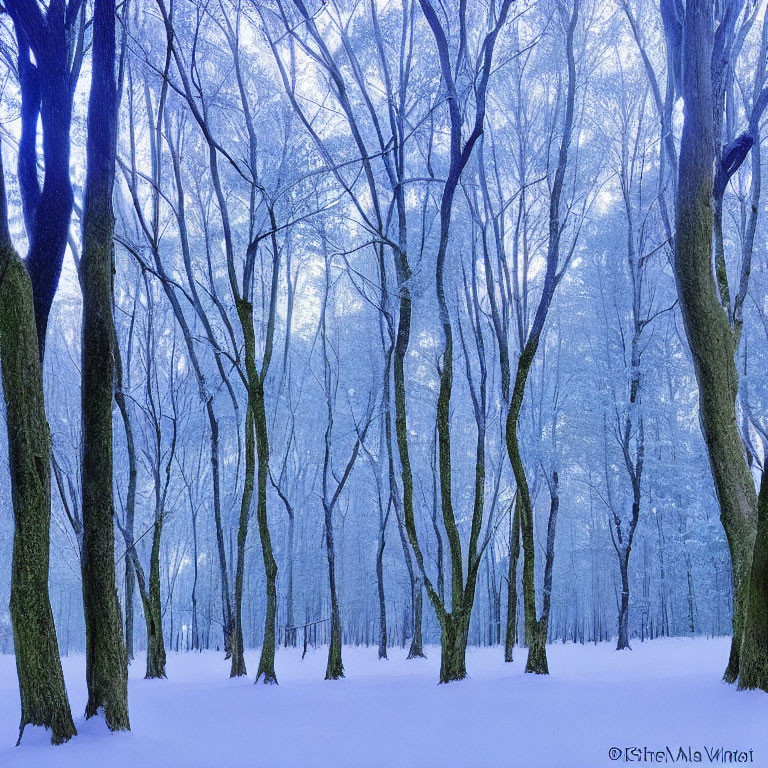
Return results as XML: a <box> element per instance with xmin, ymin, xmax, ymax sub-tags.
<box><xmin>738</xmin><ymin>465</ymin><xmax>768</xmax><ymax>689</ymax></box>
<box><xmin>525</xmin><ymin>619</ymin><xmax>549</xmax><ymax>675</ymax></box>
<box><xmin>230</xmin><ymin>300</ymin><xmax>255</xmax><ymax>678</ymax></box>
<box><xmin>285</xmin><ymin>509</ymin><xmax>295</xmax><ymax>647</ymax></box>
<box><xmin>324</xmin><ymin>501</ymin><xmax>344</xmax><ymax>680</ymax></box>
<box><xmin>439</xmin><ymin>614</ymin><xmax>468</xmax><ymax>683</ymax></box>
<box><xmin>672</xmin><ymin>0</ymin><xmax>757</xmax><ymax>684</ymax></box>
<box><xmin>144</xmin><ymin>514</ymin><xmax>166</xmax><ymax>679</ymax></box>
<box><xmin>407</xmin><ymin>579</ymin><xmax>425</xmax><ymax>659</ymax></box>
<box><xmin>503</xmin><ymin>0</ymin><xmax>579</xmax><ymax>677</ymax></box>
<box><xmin>0</xmin><ymin>169</ymin><xmax>76</xmax><ymax>744</ymax></box>
<box><xmin>376</xmin><ymin>516</ymin><xmax>388</xmax><ymax>660</ymax></box>
<box><xmin>504</xmin><ymin>503</ymin><xmax>520</xmax><ymax>662</ymax></box>
<box><xmin>115</xmin><ymin>345</ymin><xmax>136</xmax><ymax>664</ymax></box>
<box><xmin>254</xmin><ymin>381</ymin><xmax>278</xmax><ymax>685</ymax></box>
<box><xmin>79</xmin><ymin>0</ymin><xmax>130</xmax><ymax>730</ymax></box>
<box><xmin>616</xmin><ymin>553</ymin><xmax>631</xmax><ymax>650</ymax></box>
<box><xmin>541</xmin><ymin>471</ymin><xmax>559</xmax><ymax>644</ymax></box>
<box><xmin>191</xmin><ymin>504</ymin><xmax>200</xmax><ymax>651</ymax></box>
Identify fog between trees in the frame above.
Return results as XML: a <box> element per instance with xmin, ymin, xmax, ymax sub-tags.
<box><xmin>1</xmin><ymin>0</ymin><xmax>768</xmax><ymax>745</ymax></box>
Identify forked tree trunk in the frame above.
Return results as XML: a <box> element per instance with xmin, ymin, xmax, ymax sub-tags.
<box><xmin>0</xmin><ymin>163</ymin><xmax>76</xmax><ymax>745</ymax></box>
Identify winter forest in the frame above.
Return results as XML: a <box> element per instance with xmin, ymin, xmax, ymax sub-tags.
<box><xmin>0</xmin><ymin>0</ymin><xmax>768</xmax><ymax>765</ymax></box>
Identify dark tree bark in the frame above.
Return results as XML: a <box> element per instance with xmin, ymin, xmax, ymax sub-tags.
<box><xmin>6</xmin><ymin>0</ymin><xmax>81</xmax><ymax>358</ymax></box>
<box><xmin>79</xmin><ymin>0</ymin><xmax>130</xmax><ymax>729</ymax></box>
<box><xmin>504</xmin><ymin>503</ymin><xmax>520</xmax><ymax>662</ymax></box>
<box><xmin>0</xmin><ymin>150</ymin><xmax>76</xmax><ymax>746</ymax></box>
<box><xmin>119</xmin><ymin>525</ymin><xmax>166</xmax><ymax>680</ymax></box>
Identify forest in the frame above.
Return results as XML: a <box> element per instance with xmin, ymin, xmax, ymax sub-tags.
<box><xmin>0</xmin><ymin>0</ymin><xmax>767</xmax><ymax>765</ymax></box>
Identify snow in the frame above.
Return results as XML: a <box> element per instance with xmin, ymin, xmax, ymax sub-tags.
<box><xmin>0</xmin><ymin>638</ymin><xmax>766</xmax><ymax>768</ymax></box>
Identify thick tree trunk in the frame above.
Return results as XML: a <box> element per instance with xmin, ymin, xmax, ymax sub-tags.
<box><xmin>439</xmin><ymin>614</ymin><xmax>468</xmax><ymax>683</ymax></box>
<box><xmin>525</xmin><ymin>620</ymin><xmax>549</xmax><ymax>675</ymax></box>
<box><xmin>79</xmin><ymin>0</ymin><xmax>130</xmax><ymax>730</ymax></box>
<box><xmin>672</xmin><ymin>0</ymin><xmax>757</xmax><ymax>684</ymax></box>
<box><xmin>739</xmin><ymin>466</ymin><xmax>768</xmax><ymax>689</ymax></box>
<box><xmin>0</xmin><ymin>193</ymin><xmax>76</xmax><ymax>744</ymax></box>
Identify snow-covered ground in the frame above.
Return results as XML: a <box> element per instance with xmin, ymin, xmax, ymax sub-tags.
<box><xmin>0</xmin><ymin>638</ymin><xmax>765</xmax><ymax>768</ymax></box>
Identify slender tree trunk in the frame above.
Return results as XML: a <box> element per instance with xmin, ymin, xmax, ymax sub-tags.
<box><xmin>144</xmin><ymin>512</ymin><xmax>166</xmax><ymax>679</ymax></box>
<box><xmin>191</xmin><ymin>505</ymin><xmax>200</xmax><ymax>651</ymax></box>
<box><xmin>254</xmin><ymin>382</ymin><xmax>278</xmax><ymax>684</ymax></box>
<box><xmin>285</xmin><ymin>509</ymin><xmax>295</xmax><ymax>647</ymax></box>
<box><xmin>504</xmin><ymin>503</ymin><xmax>520</xmax><ymax>662</ymax></box>
<box><xmin>124</xmin><ymin>556</ymin><xmax>135</xmax><ymax>661</ymax></box>
<box><xmin>79</xmin><ymin>0</ymin><xmax>129</xmax><ymax>729</ymax></box>
<box><xmin>376</xmin><ymin>512</ymin><xmax>388</xmax><ymax>660</ymax></box>
<box><xmin>115</xmin><ymin>345</ymin><xmax>136</xmax><ymax>663</ymax></box>
<box><xmin>616</xmin><ymin>553</ymin><xmax>631</xmax><ymax>650</ymax></box>
<box><xmin>324</xmin><ymin>502</ymin><xmax>344</xmax><ymax>680</ymax></box>
<box><xmin>540</xmin><ymin>471</ymin><xmax>560</xmax><ymax>645</ymax></box>
<box><xmin>230</xmin><ymin>301</ymin><xmax>256</xmax><ymax>678</ymax></box>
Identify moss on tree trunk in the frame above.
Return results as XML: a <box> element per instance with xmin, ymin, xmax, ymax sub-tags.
<box><xmin>254</xmin><ymin>381</ymin><xmax>278</xmax><ymax>685</ymax></box>
<box><xmin>672</xmin><ymin>0</ymin><xmax>759</xmax><ymax>685</ymax></box>
<box><xmin>145</xmin><ymin>514</ymin><xmax>167</xmax><ymax>680</ymax></box>
<box><xmin>439</xmin><ymin>615</ymin><xmax>468</xmax><ymax>683</ymax></box>
<box><xmin>79</xmin><ymin>0</ymin><xmax>130</xmax><ymax>729</ymax></box>
<box><xmin>738</xmin><ymin>466</ymin><xmax>768</xmax><ymax>690</ymax></box>
<box><xmin>0</xmin><ymin>243</ymin><xmax>77</xmax><ymax>745</ymax></box>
